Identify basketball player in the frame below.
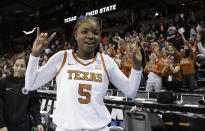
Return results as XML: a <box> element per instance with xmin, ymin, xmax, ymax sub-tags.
<box><xmin>25</xmin><ymin>16</ymin><xmax>142</xmax><ymax>131</ymax></box>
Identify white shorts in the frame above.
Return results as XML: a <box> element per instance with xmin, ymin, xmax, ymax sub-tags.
<box><xmin>146</xmin><ymin>81</ymin><xmax>162</xmax><ymax>92</ymax></box>
<box><xmin>56</xmin><ymin>126</ymin><xmax>109</xmax><ymax>131</ymax></box>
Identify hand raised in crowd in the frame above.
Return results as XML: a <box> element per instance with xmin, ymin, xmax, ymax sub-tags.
<box><xmin>196</xmin><ymin>33</ymin><xmax>201</xmax><ymax>43</ymax></box>
<box><xmin>0</xmin><ymin>127</ymin><xmax>8</xmax><ymax>131</ymax></box>
<box><xmin>135</xmin><ymin>36</ymin><xmax>139</xmax><ymax>44</ymax></box>
<box><xmin>37</xmin><ymin>125</ymin><xmax>44</xmax><ymax>131</ymax></box>
<box><xmin>32</xmin><ymin>27</ymin><xmax>56</xmax><ymax>57</ymax></box>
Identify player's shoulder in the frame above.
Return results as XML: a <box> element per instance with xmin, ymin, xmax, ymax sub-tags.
<box><xmin>99</xmin><ymin>52</ymin><xmax>116</xmax><ymax>69</ymax></box>
<box><xmin>99</xmin><ymin>52</ymin><xmax>114</xmax><ymax>63</ymax></box>
<box><xmin>48</xmin><ymin>50</ymin><xmax>71</xmax><ymax>64</ymax></box>
<box><xmin>53</xmin><ymin>49</ymin><xmax>72</xmax><ymax>58</ymax></box>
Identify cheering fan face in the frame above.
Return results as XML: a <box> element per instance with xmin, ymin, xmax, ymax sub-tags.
<box><xmin>13</xmin><ymin>58</ymin><xmax>27</xmax><ymax>78</ymax></box>
<box><xmin>9</xmin><ymin>54</ymin><xmax>28</xmax><ymax>78</ymax></box>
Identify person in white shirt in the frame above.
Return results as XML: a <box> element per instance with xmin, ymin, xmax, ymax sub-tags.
<box><xmin>25</xmin><ymin>16</ymin><xmax>142</xmax><ymax>131</ymax></box>
<box><xmin>144</xmin><ymin>53</ymin><xmax>164</xmax><ymax>92</ymax></box>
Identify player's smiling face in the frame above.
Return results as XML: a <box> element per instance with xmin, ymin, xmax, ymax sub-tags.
<box><xmin>75</xmin><ymin>19</ymin><xmax>100</xmax><ymax>56</ymax></box>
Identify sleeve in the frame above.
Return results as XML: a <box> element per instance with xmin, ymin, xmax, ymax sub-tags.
<box><xmin>25</xmin><ymin>51</ymin><xmax>64</xmax><ymax>91</ymax></box>
<box><xmin>29</xmin><ymin>91</ymin><xmax>41</xmax><ymax>126</ymax></box>
<box><xmin>106</xmin><ymin>56</ymin><xmax>142</xmax><ymax>98</ymax></box>
<box><xmin>0</xmin><ymin>80</ymin><xmax>6</xmax><ymax>128</ymax></box>
<box><xmin>154</xmin><ymin>62</ymin><xmax>164</xmax><ymax>75</ymax></box>
<box><xmin>198</xmin><ymin>42</ymin><xmax>205</xmax><ymax>55</ymax></box>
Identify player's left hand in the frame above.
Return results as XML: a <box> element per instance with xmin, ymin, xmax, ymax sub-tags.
<box><xmin>130</xmin><ymin>44</ymin><xmax>142</xmax><ymax>70</ymax></box>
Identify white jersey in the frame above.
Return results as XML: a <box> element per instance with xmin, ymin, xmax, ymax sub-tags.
<box><xmin>25</xmin><ymin>49</ymin><xmax>142</xmax><ymax>130</ymax></box>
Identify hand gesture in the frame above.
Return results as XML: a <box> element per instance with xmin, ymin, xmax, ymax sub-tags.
<box><xmin>130</xmin><ymin>44</ymin><xmax>142</xmax><ymax>70</ymax></box>
<box><xmin>135</xmin><ymin>36</ymin><xmax>139</xmax><ymax>44</ymax></box>
<box><xmin>32</xmin><ymin>27</ymin><xmax>56</xmax><ymax>57</ymax></box>
<box><xmin>0</xmin><ymin>127</ymin><xmax>8</xmax><ymax>131</ymax></box>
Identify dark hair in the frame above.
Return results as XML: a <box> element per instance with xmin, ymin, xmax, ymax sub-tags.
<box><xmin>8</xmin><ymin>54</ymin><xmax>28</xmax><ymax>75</ymax></box>
<box><xmin>168</xmin><ymin>54</ymin><xmax>179</xmax><ymax>65</ymax></box>
<box><xmin>71</xmin><ymin>15</ymin><xmax>101</xmax><ymax>56</ymax></box>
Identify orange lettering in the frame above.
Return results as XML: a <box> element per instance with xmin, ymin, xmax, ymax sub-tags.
<box><xmin>78</xmin><ymin>84</ymin><xmax>91</xmax><ymax>104</ymax></box>
<box><xmin>86</xmin><ymin>72</ymin><xmax>96</xmax><ymax>81</ymax></box>
<box><xmin>67</xmin><ymin>70</ymin><xmax>75</xmax><ymax>79</ymax></box>
<box><xmin>96</xmin><ymin>73</ymin><xmax>102</xmax><ymax>83</ymax></box>
<box><xmin>74</xmin><ymin>70</ymin><xmax>82</xmax><ymax>80</ymax></box>
<box><xmin>81</xmin><ymin>71</ymin><xmax>89</xmax><ymax>80</ymax></box>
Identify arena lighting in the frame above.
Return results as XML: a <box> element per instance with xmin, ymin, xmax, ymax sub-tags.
<box><xmin>22</xmin><ymin>27</ymin><xmax>37</xmax><ymax>35</ymax></box>
<box><xmin>154</xmin><ymin>12</ymin><xmax>159</xmax><ymax>16</ymax></box>
<box><xmin>79</xmin><ymin>15</ymin><xmax>84</xmax><ymax>18</ymax></box>
<box><xmin>180</xmin><ymin>13</ymin><xmax>184</xmax><ymax>18</ymax></box>
<box><xmin>64</xmin><ymin>4</ymin><xmax>117</xmax><ymax>23</ymax></box>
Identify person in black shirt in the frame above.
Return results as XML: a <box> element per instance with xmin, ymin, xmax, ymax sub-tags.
<box><xmin>0</xmin><ymin>54</ymin><xmax>43</xmax><ymax>131</ymax></box>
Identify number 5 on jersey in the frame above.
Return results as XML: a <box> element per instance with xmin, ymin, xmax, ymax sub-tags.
<box><xmin>78</xmin><ymin>84</ymin><xmax>91</xmax><ymax>104</ymax></box>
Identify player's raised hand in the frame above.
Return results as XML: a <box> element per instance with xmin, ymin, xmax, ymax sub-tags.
<box><xmin>130</xmin><ymin>44</ymin><xmax>142</xmax><ymax>70</ymax></box>
<box><xmin>32</xmin><ymin>27</ymin><xmax>56</xmax><ymax>57</ymax></box>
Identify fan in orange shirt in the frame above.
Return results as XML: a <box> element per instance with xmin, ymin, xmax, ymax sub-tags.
<box><xmin>181</xmin><ymin>33</ymin><xmax>198</xmax><ymax>58</ymax></box>
<box><xmin>161</xmin><ymin>54</ymin><xmax>182</xmax><ymax>92</ymax></box>
<box><xmin>171</xmin><ymin>40</ymin><xmax>196</xmax><ymax>91</ymax></box>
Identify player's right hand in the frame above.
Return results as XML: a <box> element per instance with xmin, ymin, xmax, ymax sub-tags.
<box><xmin>31</xmin><ymin>27</ymin><xmax>56</xmax><ymax>57</ymax></box>
<box><xmin>0</xmin><ymin>127</ymin><xmax>8</xmax><ymax>131</ymax></box>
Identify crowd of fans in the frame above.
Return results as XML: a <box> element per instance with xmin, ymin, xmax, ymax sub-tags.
<box><xmin>0</xmin><ymin>12</ymin><xmax>205</xmax><ymax>93</ymax></box>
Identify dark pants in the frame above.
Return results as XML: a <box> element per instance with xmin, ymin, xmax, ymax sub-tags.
<box><xmin>7</xmin><ymin>126</ymin><xmax>31</xmax><ymax>131</ymax></box>
<box><xmin>7</xmin><ymin>119</ymin><xmax>32</xmax><ymax>131</ymax></box>
<box><xmin>166</xmin><ymin>81</ymin><xmax>182</xmax><ymax>92</ymax></box>
<box><xmin>182</xmin><ymin>74</ymin><xmax>195</xmax><ymax>91</ymax></box>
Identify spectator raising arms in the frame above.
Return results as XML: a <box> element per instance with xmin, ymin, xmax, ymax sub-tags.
<box><xmin>171</xmin><ymin>39</ymin><xmax>196</xmax><ymax>91</ymax></box>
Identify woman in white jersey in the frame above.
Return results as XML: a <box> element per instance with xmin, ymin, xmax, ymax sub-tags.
<box><xmin>25</xmin><ymin>16</ymin><xmax>142</xmax><ymax>131</ymax></box>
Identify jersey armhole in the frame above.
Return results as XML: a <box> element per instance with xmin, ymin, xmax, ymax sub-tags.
<box><xmin>56</xmin><ymin>50</ymin><xmax>67</xmax><ymax>77</ymax></box>
<box><xmin>100</xmin><ymin>54</ymin><xmax>110</xmax><ymax>81</ymax></box>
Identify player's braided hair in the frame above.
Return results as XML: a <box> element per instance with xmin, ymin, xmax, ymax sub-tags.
<box><xmin>72</xmin><ymin>15</ymin><xmax>100</xmax><ymax>56</ymax></box>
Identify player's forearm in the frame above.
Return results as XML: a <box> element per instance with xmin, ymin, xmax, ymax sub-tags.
<box><xmin>25</xmin><ymin>55</ymin><xmax>40</xmax><ymax>91</ymax></box>
<box><xmin>25</xmin><ymin>54</ymin><xmax>56</xmax><ymax>91</ymax></box>
<box><xmin>110</xmin><ymin>66</ymin><xmax>142</xmax><ymax>98</ymax></box>
<box><xmin>128</xmin><ymin>68</ymin><xmax>142</xmax><ymax>98</ymax></box>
